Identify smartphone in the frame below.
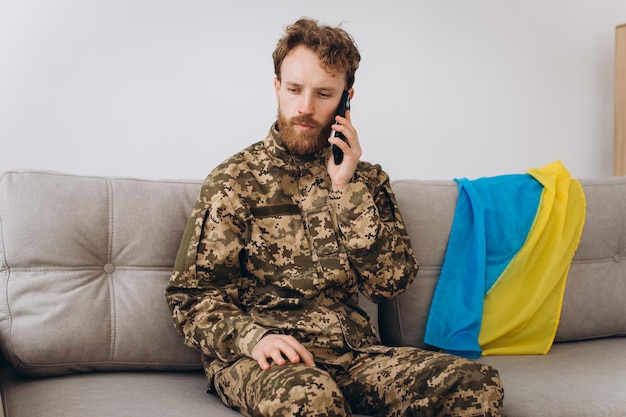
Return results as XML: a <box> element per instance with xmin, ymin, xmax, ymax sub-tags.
<box><xmin>331</xmin><ymin>90</ymin><xmax>350</xmax><ymax>164</ymax></box>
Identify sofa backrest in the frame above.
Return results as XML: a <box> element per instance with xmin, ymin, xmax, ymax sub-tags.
<box><xmin>380</xmin><ymin>178</ymin><xmax>626</xmax><ymax>349</ymax></box>
<box><xmin>2</xmin><ymin>171</ymin><xmax>625</xmax><ymax>376</ymax></box>
<box><xmin>0</xmin><ymin>170</ymin><xmax>203</xmax><ymax>376</ymax></box>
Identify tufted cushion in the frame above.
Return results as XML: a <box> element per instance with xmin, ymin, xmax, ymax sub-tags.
<box><xmin>380</xmin><ymin>178</ymin><xmax>626</xmax><ymax>349</ymax></box>
<box><xmin>0</xmin><ymin>171</ymin><xmax>203</xmax><ymax>376</ymax></box>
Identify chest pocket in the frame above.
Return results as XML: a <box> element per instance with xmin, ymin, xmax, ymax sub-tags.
<box><xmin>304</xmin><ymin>207</ymin><xmax>340</xmax><ymax>257</ymax></box>
<box><xmin>246</xmin><ymin>204</ymin><xmax>314</xmax><ymax>286</ymax></box>
<box><xmin>305</xmin><ymin>207</ymin><xmax>350</xmax><ymax>283</ymax></box>
<box><xmin>245</xmin><ymin>204</ymin><xmax>348</xmax><ymax>295</ymax></box>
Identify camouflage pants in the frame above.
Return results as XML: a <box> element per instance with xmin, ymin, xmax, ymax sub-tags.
<box><xmin>212</xmin><ymin>346</ymin><xmax>504</xmax><ymax>417</ymax></box>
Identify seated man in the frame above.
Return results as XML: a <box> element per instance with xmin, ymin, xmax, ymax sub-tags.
<box><xmin>166</xmin><ymin>17</ymin><xmax>504</xmax><ymax>417</ymax></box>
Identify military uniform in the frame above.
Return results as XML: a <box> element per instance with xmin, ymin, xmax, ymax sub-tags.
<box><xmin>165</xmin><ymin>124</ymin><xmax>504</xmax><ymax>417</ymax></box>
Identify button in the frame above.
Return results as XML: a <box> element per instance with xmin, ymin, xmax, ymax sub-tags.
<box><xmin>104</xmin><ymin>263</ymin><xmax>115</xmax><ymax>274</ymax></box>
<box><xmin>613</xmin><ymin>254</ymin><xmax>620</xmax><ymax>263</ymax></box>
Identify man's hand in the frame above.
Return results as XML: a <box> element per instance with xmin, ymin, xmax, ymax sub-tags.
<box><xmin>327</xmin><ymin>109</ymin><xmax>362</xmax><ymax>191</ymax></box>
<box><xmin>251</xmin><ymin>334</ymin><xmax>316</xmax><ymax>371</ymax></box>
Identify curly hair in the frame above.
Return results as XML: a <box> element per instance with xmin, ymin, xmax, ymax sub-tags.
<box><xmin>272</xmin><ymin>18</ymin><xmax>361</xmax><ymax>89</ymax></box>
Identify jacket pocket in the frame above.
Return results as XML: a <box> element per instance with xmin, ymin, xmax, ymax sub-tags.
<box><xmin>304</xmin><ymin>207</ymin><xmax>339</xmax><ymax>257</ymax></box>
<box><xmin>303</xmin><ymin>207</ymin><xmax>351</xmax><ymax>286</ymax></box>
<box><xmin>245</xmin><ymin>209</ymin><xmax>315</xmax><ymax>285</ymax></box>
<box><xmin>244</xmin><ymin>205</ymin><xmax>350</xmax><ymax>296</ymax></box>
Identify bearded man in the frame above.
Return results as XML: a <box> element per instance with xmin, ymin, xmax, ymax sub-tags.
<box><xmin>166</xmin><ymin>17</ymin><xmax>504</xmax><ymax>417</ymax></box>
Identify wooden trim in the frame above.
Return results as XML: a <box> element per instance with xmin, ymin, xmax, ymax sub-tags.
<box><xmin>614</xmin><ymin>24</ymin><xmax>626</xmax><ymax>175</ymax></box>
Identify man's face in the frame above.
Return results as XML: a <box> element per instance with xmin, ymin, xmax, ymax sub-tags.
<box><xmin>274</xmin><ymin>45</ymin><xmax>350</xmax><ymax>156</ymax></box>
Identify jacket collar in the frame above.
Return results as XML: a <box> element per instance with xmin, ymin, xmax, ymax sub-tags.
<box><xmin>264</xmin><ymin>122</ymin><xmax>331</xmax><ymax>175</ymax></box>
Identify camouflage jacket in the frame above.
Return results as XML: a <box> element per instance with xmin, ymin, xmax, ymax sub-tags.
<box><xmin>165</xmin><ymin>124</ymin><xmax>418</xmax><ymax>382</ymax></box>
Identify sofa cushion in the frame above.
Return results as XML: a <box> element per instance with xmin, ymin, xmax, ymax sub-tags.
<box><xmin>556</xmin><ymin>177</ymin><xmax>626</xmax><ymax>341</ymax></box>
<box><xmin>380</xmin><ymin>178</ymin><xmax>626</xmax><ymax>349</ymax></box>
<box><xmin>0</xmin><ymin>368</ymin><xmax>238</xmax><ymax>417</ymax></box>
<box><xmin>0</xmin><ymin>171</ymin><xmax>203</xmax><ymax>376</ymax></box>
<box><xmin>479</xmin><ymin>338</ymin><xmax>626</xmax><ymax>417</ymax></box>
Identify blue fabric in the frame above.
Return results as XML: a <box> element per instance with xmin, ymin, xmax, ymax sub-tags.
<box><xmin>423</xmin><ymin>174</ymin><xmax>543</xmax><ymax>358</ymax></box>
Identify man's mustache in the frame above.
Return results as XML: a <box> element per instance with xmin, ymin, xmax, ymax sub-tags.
<box><xmin>291</xmin><ymin>115</ymin><xmax>319</xmax><ymax>128</ymax></box>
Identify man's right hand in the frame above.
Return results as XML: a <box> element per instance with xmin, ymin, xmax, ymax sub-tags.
<box><xmin>251</xmin><ymin>334</ymin><xmax>316</xmax><ymax>371</ymax></box>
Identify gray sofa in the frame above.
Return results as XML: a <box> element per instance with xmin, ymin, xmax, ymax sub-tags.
<box><xmin>0</xmin><ymin>169</ymin><xmax>624</xmax><ymax>417</ymax></box>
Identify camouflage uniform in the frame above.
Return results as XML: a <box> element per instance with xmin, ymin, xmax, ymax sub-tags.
<box><xmin>165</xmin><ymin>124</ymin><xmax>504</xmax><ymax>417</ymax></box>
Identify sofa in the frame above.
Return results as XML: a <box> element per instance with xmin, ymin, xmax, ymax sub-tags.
<box><xmin>0</xmin><ymin>169</ymin><xmax>624</xmax><ymax>417</ymax></box>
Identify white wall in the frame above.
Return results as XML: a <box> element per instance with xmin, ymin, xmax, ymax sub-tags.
<box><xmin>1</xmin><ymin>0</ymin><xmax>625</xmax><ymax>181</ymax></box>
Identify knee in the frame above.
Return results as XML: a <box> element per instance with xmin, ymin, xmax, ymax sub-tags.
<box><xmin>444</xmin><ymin>362</ymin><xmax>504</xmax><ymax>416</ymax></box>
<box><xmin>255</xmin><ymin>365</ymin><xmax>350</xmax><ymax>417</ymax></box>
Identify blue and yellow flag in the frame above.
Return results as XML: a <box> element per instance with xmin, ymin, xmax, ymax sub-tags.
<box><xmin>424</xmin><ymin>161</ymin><xmax>586</xmax><ymax>358</ymax></box>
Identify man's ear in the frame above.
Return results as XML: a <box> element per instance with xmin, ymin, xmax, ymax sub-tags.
<box><xmin>274</xmin><ymin>77</ymin><xmax>281</xmax><ymax>100</ymax></box>
<box><xmin>348</xmin><ymin>87</ymin><xmax>354</xmax><ymax>100</ymax></box>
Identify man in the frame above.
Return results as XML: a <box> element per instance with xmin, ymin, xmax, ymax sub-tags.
<box><xmin>166</xmin><ymin>17</ymin><xmax>504</xmax><ymax>417</ymax></box>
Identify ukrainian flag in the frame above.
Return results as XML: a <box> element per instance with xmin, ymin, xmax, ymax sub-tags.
<box><xmin>424</xmin><ymin>161</ymin><xmax>586</xmax><ymax>359</ymax></box>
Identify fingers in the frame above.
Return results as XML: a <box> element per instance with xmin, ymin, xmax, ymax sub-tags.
<box><xmin>256</xmin><ymin>355</ymin><xmax>271</xmax><ymax>371</ymax></box>
<box><xmin>251</xmin><ymin>334</ymin><xmax>316</xmax><ymax>371</ymax></box>
<box><xmin>295</xmin><ymin>343</ymin><xmax>315</xmax><ymax>367</ymax></box>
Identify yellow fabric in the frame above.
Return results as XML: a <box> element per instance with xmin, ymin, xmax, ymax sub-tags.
<box><xmin>478</xmin><ymin>160</ymin><xmax>586</xmax><ymax>355</ymax></box>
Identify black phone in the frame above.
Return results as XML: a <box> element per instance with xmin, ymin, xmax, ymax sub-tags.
<box><xmin>331</xmin><ymin>90</ymin><xmax>350</xmax><ymax>164</ymax></box>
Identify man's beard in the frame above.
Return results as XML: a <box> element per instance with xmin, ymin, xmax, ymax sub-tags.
<box><xmin>277</xmin><ymin>110</ymin><xmax>333</xmax><ymax>156</ymax></box>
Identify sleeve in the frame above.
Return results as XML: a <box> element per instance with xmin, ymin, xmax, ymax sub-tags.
<box><xmin>329</xmin><ymin>166</ymin><xmax>419</xmax><ymax>303</ymax></box>
<box><xmin>164</xmin><ymin>176</ymin><xmax>278</xmax><ymax>363</ymax></box>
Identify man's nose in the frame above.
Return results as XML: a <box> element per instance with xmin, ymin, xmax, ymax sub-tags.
<box><xmin>298</xmin><ymin>93</ymin><xmax>314</xmax><ymax>115</ymax></box>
